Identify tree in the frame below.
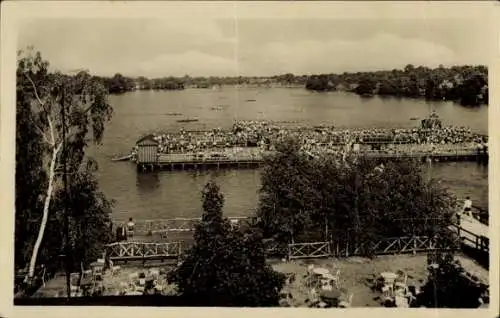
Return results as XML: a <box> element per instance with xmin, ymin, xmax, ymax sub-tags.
<box><xmin>50</xmin><ymin>160</ymin><xmax>114</xmax><ymax>271</ymax></box>
<box><xmin>168</xmin><ymin>181</ymin><xmax>286</xmax><ymax>306</ymax></box>
<box><xmin>17</xmin><ymin>47</ymin><xmax>113</xmax><ymax>280</ymax></box>
<box><xmin>257</xmin><ymin>137</ymin><xmax>456</xmax><ymax>255</ymax></box>
<box><xmin>354</xmin><ymin>76</ymin><xmax>376</xmax><ymax>97</ymax></box>
<box><xmin>419</xmin><ymin>249</ymin><xmax>489</xmax><ymax>308</ymax></box>
<box><xmin>15</xmin><ymin>75</ymin><xmax>48</xmax><ymax>271</ymax></box>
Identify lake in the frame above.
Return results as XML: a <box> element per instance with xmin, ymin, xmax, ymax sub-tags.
<box><xmin>88</xmin><ymin>87</ymin><xmax>488</xmax><ymax>221</ymax></box>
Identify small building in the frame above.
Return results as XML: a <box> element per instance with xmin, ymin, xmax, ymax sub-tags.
<box><xmin>136</xmin><ymin>134</ymin><xmax>159</xmax><ymax>164</ymax></box>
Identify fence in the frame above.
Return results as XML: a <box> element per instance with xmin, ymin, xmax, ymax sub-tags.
<box><xmin>288</xmin><ymin>242</ymin><xmax>331</xmax><ymax>259</ymax></box>
<box><xmin>120</xmin><ymin>216</ymin><xmax>250</xmax><ymax>234</ymax></box>
<box><xmin>287</xmin><ymin>234</ymin><xmax>460</xmax><ymax>260</ymax></box>
<box><xmin>106</xmin><ymin>241</ymin><xmax>182</xmax><ymax>262</ymax></box>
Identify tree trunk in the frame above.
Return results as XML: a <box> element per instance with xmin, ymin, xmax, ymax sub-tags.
<box><xmin>27</xmin><ymin>142</ymin><xmax>61</xmax><ymax>279</ymax></box>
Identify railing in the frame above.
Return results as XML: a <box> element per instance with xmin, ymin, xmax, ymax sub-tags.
<box><xmin>116</xmin><ymin>216</ymin><xmax>250</xmax><ymax>234</ymax></box>
<box><xmin>452</xmin><ymin>223</ymin><xmax>489</xmax><ymax>252</ymax></box>
<box><xmin>106</xmin><ymin>241</ymin><xmax>182</xmax><ymax>261</ymax></box>
<box><xmin>334</xmin><ymin>234</ymin><xmax>460</xmax><ymax>258</ymax></box>
<box><xmin>149</xmin><ymin>146</ymin><xmax>483</xmax><ymax>165</ymax></box>
<box><xmin>288</xmin><ymin>242</ymin><xmax>331</xmax><ymax>259</ymax></box>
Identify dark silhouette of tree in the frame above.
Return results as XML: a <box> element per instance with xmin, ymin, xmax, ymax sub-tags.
<box><xmin>50</xmin><ymin>160</ymin><xmax>114</xmax><ymax>271</ymax></box>
<box><xmin>304</xmin><ymin>65</ymin><xmax>487</xmax><ymax>106</ymax></box>
<box><xmin>257</xmin><ymin>137</ymin><xmax>456</xmax><ymax>253</ymax></box>
<box><xmin>354</xmin><ymin>77</ymin><xmax>376</xmax><ymax>97</ymax></box>
<box><xmin>419</xmin><ymin>249</ymin><xmax>489</xmax><ymax>308</ymax></box>
<box><xmin>168</xmin><ymin>181</ymin><xmax>286</xmax><ymax>306</ymax></box>
<box><xmin>459</xmin><ymin>73</ymin><xmax>487</xmax><ymax>106</ymax></box>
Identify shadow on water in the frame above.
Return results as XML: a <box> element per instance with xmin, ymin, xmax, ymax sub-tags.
<box><xmin>136</xmin><ymin>172</ymin><xmax>160</xmax><ymax>194</ymax></box>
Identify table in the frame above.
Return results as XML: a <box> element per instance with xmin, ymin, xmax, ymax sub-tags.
<box><xmin>320</xmin><ymin>288</ymin><xmax>349</xmax><ymax>307</ymax></box>
<box><xmin>381</xmin><ymin>272</ymin><xmax>398</xmax><ymax>282</ymax></box>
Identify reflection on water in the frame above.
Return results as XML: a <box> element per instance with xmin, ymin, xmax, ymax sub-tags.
<box><xmin>92</xmin><ymin>88</ymin><xmax>488</xmax><ymax>221</ymax></box>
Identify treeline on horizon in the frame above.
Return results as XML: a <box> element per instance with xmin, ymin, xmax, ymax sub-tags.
<box><xmin>95</xmin><ymin>64</ymin><xmax>488</xmax><ymax>107</ymax></box>
<box><xmin>305</xmin><ymin>64</ymin><xmax>488</xmax><ymax>107</ymax></box>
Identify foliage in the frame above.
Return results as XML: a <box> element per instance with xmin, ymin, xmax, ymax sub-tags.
<box><xmin>16</xmin><ymin>46</ymin><xmax>114</xmax><ymax>281</ymax></box>
<box><xmin>257</xmin><ymin>137</ymin><xmax>456</xmax><ymax>251</ymax></box>
<box><xmin>304</xmin><ymin>64</ymin><xmax>488</xmax><ymax>106</ymax></box>
<box><xmin>419</xmin><ymin>249</ymin><xmax>489</xmax><ymax>308</ymax></box>
<box><xmin>97</xmin><ymin>73</ymin><xmax>136</xmax><ymax>94</ymax></box>
<box><xmin>50</xmin><ymin>160</ymin><xmax>114</xmax><ymax>271</ymax></box>
<box><xmin>168</xmin><ymin>181</ymin><xmax>286</xmax><ymax>306</ymax></box>
<box><xmin>96</xmin><ymin>74</ymin><xmax>185</xmax><ymax>94</ymax></box>
<box><xmin>15</xmin><ymin>73</ymin><xmax>48</xmax><ymax>271</ymax></box>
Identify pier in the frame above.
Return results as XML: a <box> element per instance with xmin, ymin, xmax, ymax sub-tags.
<box><xmin>136</xmin><ymin>149</ymin><xmax>488</xmax><ymax>172</ymax></box>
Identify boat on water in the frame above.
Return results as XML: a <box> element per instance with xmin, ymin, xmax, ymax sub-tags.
<box><xmin>166</xmin><ymin>112</ymin><xmax>183</xmax><ymax>116</ymax></box>
<box><xmin>211</xmin><ymin>105</ymin><xmax>225</xmax><ymax>111</ymax></box>
<box><xmin>246</xmin><ymin>99</ymin><xmax>257</xmax><ymax>102</ymax></box>
<box><xmin>410</xmin><ymin>116</ymin><xmax>420</xmax><ymax>121</ymax></box>
<box><xmin>112</xmin><ymin>154</ymin><xmax>133</xmax><ymax>162</ymax></box>
<box><xmin>177</xmin><ymin>118</ymin><xmax>199</xmax><ymax>123</ymax></box>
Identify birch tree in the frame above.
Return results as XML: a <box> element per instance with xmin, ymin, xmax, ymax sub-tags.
<box><xmin>17</xmin><ymin>47</ymin><xmax>113</xmax><ymax>280</ymax></box>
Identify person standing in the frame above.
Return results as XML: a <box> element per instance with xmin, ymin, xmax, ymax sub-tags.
<box><xmin>127</xmin><ymin>217</ymin><xmax>135</xmax><ymax>239</ymax></box>
<box><xmin>463</xmin><ymin>196</ymin><xmax>473</xmax><ymax>218</ymax></box>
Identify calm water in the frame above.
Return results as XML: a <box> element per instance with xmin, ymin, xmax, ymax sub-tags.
<box><xmin>88</xmin><ymin>88</ymin><xmax>488</xmax><ymax>221</ymax></box>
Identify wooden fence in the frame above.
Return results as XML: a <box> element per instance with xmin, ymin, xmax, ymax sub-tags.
<box><xmin>287</xmin><ymin>234</ymin><xmax>460</xmax><ymax>260</ymax></box>
<box><xmin>288</xmin><ymin>242</ymin><xmax>331</xmax><ymax>259</ymax></box>
<box><xmin>106</xmin><ymin>241</ymin><xmax>182</xmax><ymax>263</ymax></box>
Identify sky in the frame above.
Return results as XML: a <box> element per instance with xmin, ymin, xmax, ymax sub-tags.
<box><xmin>16</xmin><ymin>3</ymin><xmax>494</xmax><ymax>78</ymax></box>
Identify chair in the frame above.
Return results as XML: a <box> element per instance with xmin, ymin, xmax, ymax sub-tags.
<box><xmin>40</xmin><ymin>266</ymin><xmax>47</xmax><ymax>287</ymax></box>
<box><xmin>309</xmin><ymin>288</ymin><xmax>319</xmax><ymax>304</ymax></box>
<box><xmin>395</xmin><ymin>295</ymin><xmax>409</xmax><ymax>308</ymax></box>
<box><xmin>338</xmin><ymin>292</ymin><xmax>353</xmax><ymax>308</ymax></box>
<box><xmin>92</xmin><ymin>266</ymin><xmax>104</xmax><ymax>281</ymax></box>
<box><xmin>381</xmin><ymin>285</ymin><xmax>394</xmax><ymax>300</ymax></box>
<box><xmin>395</xmin><ymin>270</ymin><xmax>408</xmax><ymax>285</ymax></box>
<box><xmin>306</xmin><ymin>265</ymin><xmax>315</xmax><ymax>286</ymax></box>
<box><xmin>111</xmin><ymin>265</ymin><xmax>121</xmax><ymax>276</ymax></box>
<box><xmin>331</xmin><ymin>269</ymin><xmax>341</xmax><ymax>288</ymax></box>
<box><xmin>69</xmin><ymin>272</ymin><xmax>81</xmax><ymax>297</ymax></box>
<box><xmin>394</xmin><ymin>282</ymin><xmax>408</xmax><ymax>296</ymax></box>
<box><xmin>149</xmin><ymin>268</ymin><xmax>160</xmax><ymax>278</ymax></box>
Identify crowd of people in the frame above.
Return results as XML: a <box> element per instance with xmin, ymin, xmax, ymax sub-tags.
<box><xmin>132</xmin><ymin>119</ymin><xmax>487</xmax><ymax>158</ymax></box>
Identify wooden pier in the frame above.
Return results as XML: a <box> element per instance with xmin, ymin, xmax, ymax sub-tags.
<box><xmin>133</xmin><ymin>134</ymin><xmax>488</xmax><ymax>172</ymax></box>
<box><xmin>135</xmin><ymin>148</ymin><xmax>488</xmax><ymax>172</ymax></box>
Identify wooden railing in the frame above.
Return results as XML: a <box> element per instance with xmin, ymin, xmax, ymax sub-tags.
<box><xmin>106</xmin><ymin>241</ymin><xmax>182</xmax><ymax>262</ymax></box>
<box><xmin>334</xmin><ymin>234</ymin><xmax>460</xmax><ymax>258</ymax></box>
<box><xmin>452</xmin><ymin>223</ymin><xmax>489</xmax><ymax>252</ymax></box>
<box><xmin>117</xmin><ymin>216</ymin><xmax>250</xmax><ymax>234</ymax></box>
<box><xmin>288</xmin><ymin>242</ymin><xmax>332</xmax><ymax>259</ymax></box>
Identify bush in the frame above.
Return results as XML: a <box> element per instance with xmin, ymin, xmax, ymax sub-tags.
<box><xmin>419</xmin><ymin>250</ymin><xmax>489</xmax><ymax>308</ymax></box>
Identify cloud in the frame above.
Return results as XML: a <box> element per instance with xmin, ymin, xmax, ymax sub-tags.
<box><xmin>138</xmin><ymin>51</ymin><xmax>238</xmax><ymax>77</ymax></box>
<box><xmin>18</xmin><ymin>17</ymin><xmax>489</xmax><ymax>77</ymax></box>
<box><xmin>238</xmin><ymin>33</ymin><xmax>461</xmax><ymax>76</ymax></box>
